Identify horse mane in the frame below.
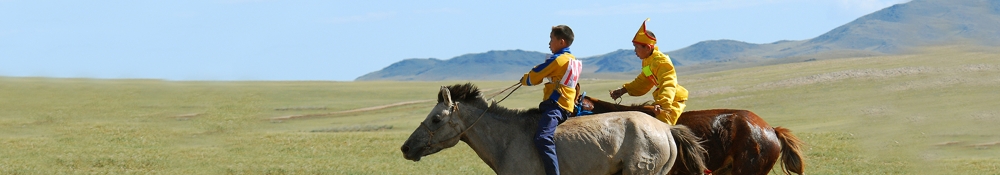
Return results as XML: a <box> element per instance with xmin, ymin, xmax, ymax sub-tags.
<box><xmin>439</xmin><ymin>83</ymin><xmax>483</xmax><ymax>104</ymax></box>
<box><xmin>441</xmin><ymin>83</ymin><xmax>542</xmax><ymax>119</ymax></box>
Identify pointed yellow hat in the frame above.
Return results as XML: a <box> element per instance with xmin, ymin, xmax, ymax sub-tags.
<box><xmin>632</xmin><ymin>18</ymin><xmax>656</xmax><ymax>45</ymax></box>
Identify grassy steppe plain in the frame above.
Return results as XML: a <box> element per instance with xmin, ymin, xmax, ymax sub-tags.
<box><xmin>1</xmin><ymin>47</ymin><xmax>999</xmax><ymax>174</ymax></box>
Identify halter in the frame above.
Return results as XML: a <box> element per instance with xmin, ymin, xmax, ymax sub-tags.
<box><xmin>418</xmin><ymin>102</ymin><xmax>492</xmax><ymax>149</ymax></box>
<box><xmin>417</xmin><ymin>83</ymin><xmax>519</xmax><ymax>149</ymax></box>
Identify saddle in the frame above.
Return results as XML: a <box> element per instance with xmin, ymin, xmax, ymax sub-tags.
<box><xmin>573</xmin><ymin>92</ymin><xmax>595</xmax><ymax>117</ymax></box>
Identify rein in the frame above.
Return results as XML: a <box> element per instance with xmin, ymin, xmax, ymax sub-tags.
<box><xmin>419</xmin><ymin>83</ymin><xmax>521</xmax><ymax>148</ymax></box>
<box><xmin>608</xmin><ymin>89</ymin><xmax>624</xmax><ymax>105</ymax></box>
<box><xmin>484</xmin><ymin>82</ymin><xmax>521</xmax><ymax>104</ymax></box>
<box><xmin>418</xmin><ymin>103</ymin><xmax>493</xmax><ymax>148</ymax></box>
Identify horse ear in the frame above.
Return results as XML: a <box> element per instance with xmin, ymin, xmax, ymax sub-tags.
<box><xmin>440</xmin><ymin>86</ymin><xmax>453</xmax><ymax>105</ymax></box>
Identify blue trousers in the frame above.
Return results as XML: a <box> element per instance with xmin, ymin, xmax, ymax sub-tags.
<box><xmin>536</xmin><ymin>100</ymin><xmax>569</xmax><ymax>175</ymax></box>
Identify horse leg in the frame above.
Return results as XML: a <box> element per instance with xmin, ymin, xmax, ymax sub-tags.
<box><xmin>729</xmin><ymin>140</ymin><xmax>781</xmax><ymax>175</ymax></box>
<box><xmin>703</xmin><ymin>155</ymin><xmax>734</xmax><ymax>175</ymax></box>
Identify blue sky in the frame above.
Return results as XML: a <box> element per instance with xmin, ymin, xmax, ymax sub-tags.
<box><xmin>0</xmin><ymin>0</ymin><xmax>908</xmax><ymax>81</ymax></box>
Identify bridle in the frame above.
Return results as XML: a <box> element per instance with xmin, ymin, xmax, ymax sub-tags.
<box><xmin>417</xmin><ymin>102</ymin><xmax>492</xmax><ymax>149</ymax></box>
<box><xmin>417</xmin><ymin>83</ymin><xmax>519</xmax><ymax>149</ymax></box>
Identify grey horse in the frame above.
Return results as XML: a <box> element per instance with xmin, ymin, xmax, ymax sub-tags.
<box><xmin>401</xmin><ymin>83</ymin><xmax>708</xmax><ymax>175</ymax></box>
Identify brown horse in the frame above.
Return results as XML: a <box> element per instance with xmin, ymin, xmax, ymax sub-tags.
<box><xmin>581</xmin><ymin>96</ymin><xmax>804</xmax><ymax>175</ymax></box>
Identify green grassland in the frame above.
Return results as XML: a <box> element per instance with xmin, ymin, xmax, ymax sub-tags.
<box><xmin>2</xmin><ymin>46</ymin><xmax>999</xmax><ymax>174</ymax></box>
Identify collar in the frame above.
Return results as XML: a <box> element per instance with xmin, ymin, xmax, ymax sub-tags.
<box><xmin>550</xmin><ymin>47</ymin><xmax>571</xmax><ymax>60</ymax></box>
<box><xmin>641</xmin><ymin>46</ymin><xmax>662</xmax><ymax>60</ymax></box>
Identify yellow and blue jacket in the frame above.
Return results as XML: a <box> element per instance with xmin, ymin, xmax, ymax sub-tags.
<box><xmin>520</xmin><ymin>47</ymin><xmax>581</xmax><ymax>112</ymax></box>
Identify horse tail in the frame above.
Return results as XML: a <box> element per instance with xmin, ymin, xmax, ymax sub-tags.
<box><xmin>774</xmin><ymin>127</ymin><xmax>805</xmax><ymax>175</ymax></box>
<box><xmin>670</xmin><ymin>125</ymin><xmax>708</xmax><ymax>174</ymax></box>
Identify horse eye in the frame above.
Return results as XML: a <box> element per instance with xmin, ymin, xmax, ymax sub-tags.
<box><xmin>432</xmin><ymin>118</ymin><xmax>442</xmax><ymax>124</ymax></box>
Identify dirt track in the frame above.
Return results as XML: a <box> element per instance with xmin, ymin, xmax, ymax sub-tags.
<box><xmin>269</xmin><ymin>100</ymin><xmax>433</xmax><ymax>121</ymax></box>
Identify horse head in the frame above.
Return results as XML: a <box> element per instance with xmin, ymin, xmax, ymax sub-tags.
<box><xmin>400</xmin><ymin>85</ymin><xmax>474</xmax><ymax>161</ymax></box>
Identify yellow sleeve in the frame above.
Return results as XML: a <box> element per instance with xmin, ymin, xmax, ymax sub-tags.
<box><xmin>650</xmin><ymin>55</ymin><xmax>679</xmax><ymax>106</ymax></box>
<box><xmin>521</xmin><ymin>56</ymin><xmax>564</xmax><ymax>86</ymax></box>
<box><xmin>622</xmin><ymin>71</ymin><xmax>653</xmax><ymax>96</ymax></box>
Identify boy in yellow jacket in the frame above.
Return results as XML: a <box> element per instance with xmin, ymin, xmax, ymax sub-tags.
<box><xmin>520</xmin><ymin>25</ymin><xmax>580</xmax><ymax>175</ymax></box>
<box><xmin>610</xmin><ymin>19</ymin><xmax>689</xmax><ymax>125</ymax></box>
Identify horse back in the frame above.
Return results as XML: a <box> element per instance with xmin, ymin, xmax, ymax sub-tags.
<box><xmin>557</xmin><ymin>111</ymin><xmax>672</xmax><ymax>146</ymax></box>
<box><xmin>678</xmin><ymin>109</ymin><xmax>773</xmax><ymax>131</ymax></box>
<box><xmin>675</xmin><ymin>109</ymin><xmax>760</xmax><ymax>142</ymax></box>
<box><xmin>554</xmin><ymin>111</ymin><xmax>675</xmax><ymax>175</ymax></box>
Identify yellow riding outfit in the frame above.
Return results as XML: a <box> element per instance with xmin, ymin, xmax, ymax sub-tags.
<box><xmin>621</xmin><ymin>19</ymin><xmax>689</xmax><ymax>125</ymax></box>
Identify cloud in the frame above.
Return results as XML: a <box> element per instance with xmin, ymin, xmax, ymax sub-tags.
<box><xmin>556</xmin><ymin>0</ymin><xmax>788</xmax><ymax>16</ymax></box>
<box><xmin>326</xmin><ymin>12</ymin><xmax>396</xmax><ymax>24</ymax></box>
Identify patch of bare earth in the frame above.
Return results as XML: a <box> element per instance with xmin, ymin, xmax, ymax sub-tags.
<box><xmin>274</xmin><ymin>106</ymin><xmax>328</xmax><ymax>111</ymax></box>
<box><xmin>269</xmin><ymin>100</ymin><xmax>433</xmax><ymax>121</ymax></box>
<box><xmin>884</xmin><ymin>64</ymin><xmax>1000</xmax><ymax>91</ymax></box>
<box><xmin>717</xmin><ymin>95</ymin><xmax>750</xmax><ymax>103</ymax></box>
<box><xmin>969</xmin><ymin>141</ymin><xmax>1000</xmax><ymax>150</ymax></box>
<box><xmin>749</xmin><ymin>64</ymin><xmax>999</xmax><ymax>91</ymax></box>
<box><xmin>860</xmin><ymin>106</ymin><xmax>893</xmax><ymax>117</ymax></box>
<box><xmin>683</xmin><ymin>75</ymin><xmax>725</xmax><ymax>85</ymax></box>
<box><xmin>933</xmin><ymin>141</ymin><xmax>963</xmax><ymax>147</ymax></box>
<box><xmin>971</xmin><ymin>112</ymin><xmax>1000</xmax><ymax>124</ymax></box>
<box><xmin>752</xmin><ymin>67</ymin><xmax>935</xmax><ymax>90</ymax></box>
<box><xmin>689</xmin><ymin>86</ymin><xmax>735</xmax><ymax>98</ymax></box>
<box><xmin>171</xmin><ymin>113</ymin><xmax>202</xmax><ymax>121</ymax></box>
<box><xmin>931</xmin><ymin>140</ymin><xmax>1000</xmax><ymax>150</ymax></box>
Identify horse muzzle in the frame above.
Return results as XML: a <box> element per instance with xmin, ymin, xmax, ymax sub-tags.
<box><xmin>400</xmin><ymin>145</ymin><xmax>423</xmax><ymax>161</ymax></box>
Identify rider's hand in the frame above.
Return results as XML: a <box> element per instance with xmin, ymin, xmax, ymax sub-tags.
<box><xmin>610</xmin><ymin>88</ymin><xmax>627</xmax><ymax>100</ymax></box>
<box><xmin>653</xmin><ymin>104</ymin><xmax>663</xmax><ymax>114</ymax></box>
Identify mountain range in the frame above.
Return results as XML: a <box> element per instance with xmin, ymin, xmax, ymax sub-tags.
<box><xmin>357</xmin><ymin>0</ymin><xmax>1000</xmax><ymax>81</ymax></box>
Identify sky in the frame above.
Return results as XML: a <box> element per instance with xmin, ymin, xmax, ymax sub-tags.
<box><xmin>0</xmin><ymin>0</ymin><xmax>910</xmax><ymax>81</ymax></box>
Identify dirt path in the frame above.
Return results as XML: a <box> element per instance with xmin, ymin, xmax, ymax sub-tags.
<box><xmin>269</xmin><ymin>99</ymin><xmax>434</xmax><ymax>121</ymax></box>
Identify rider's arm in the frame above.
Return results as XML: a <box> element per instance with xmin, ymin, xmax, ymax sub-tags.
<box><xmin>622</xmin><ymin>71</ymin><xmax>653</xmax><ymax>96</ymax></box>
<box><xmin>521</xmin><ymin>57</ymin><xmax>561</xmax><ymax>86</ymax></box>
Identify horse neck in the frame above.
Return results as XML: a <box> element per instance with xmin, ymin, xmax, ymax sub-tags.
<box><xmin>455</xmin><ymin>102</ymin><xmax>537</xmax><ymax>170</ymax></box>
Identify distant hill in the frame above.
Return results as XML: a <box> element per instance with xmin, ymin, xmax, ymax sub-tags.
<box><xmin>358</xmin><ymin>0</ymin><xmax>1000</xmax><ymax>81</ymax></box>
<box><xmin>671</xmin><ymin>0</ymin><xmax>1000</xmax><ymax>65</ymax></box>
<box><xmin>589</xmin><ymin>49</ymin><xmax>649</xmax><ymax>73</ymax></box>
<box><xmin>356</xmin><ymin>58</ymin><xmax>443</xmax><ymax>81</ymax></box>
<box><xmin>359</xmin><ymin>50</ymin><xmax>616</xmax><ymax>81</ymax></box>
<box><xmin>666</xmin><ymin>39</ymin><xmax>786</xmax><ymax>65</ymax></box>
<box><xmin>356</xmin><ymin>50</ymin><xmax>544</xmax><ymax>81</ymax></box>
<box><xmin>355</xmin><ymin>49</ymin><xmax>686</xmax><ymax>81</ymax></box>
